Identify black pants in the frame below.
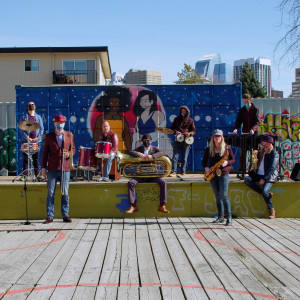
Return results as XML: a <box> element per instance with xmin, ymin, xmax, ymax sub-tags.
<box><xmin>23</xmin><ymin>152</ymin><xmax>39</xmax><ymax>176</ymax></box>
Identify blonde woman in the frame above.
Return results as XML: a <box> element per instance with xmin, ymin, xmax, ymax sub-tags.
<box><xmin>202</xmin><ymin>129</ymin><xmax>235</xmax><ymax>225</ymax></box>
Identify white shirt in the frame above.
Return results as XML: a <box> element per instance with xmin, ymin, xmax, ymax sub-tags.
<box><xmin>144</xmin><ymin>147</ymin><xmax>150</xmax><ymax>155</ymax></box>
<box><xmin>257</xmin><ymin>153</ymin><xmax>265</xmax><ymax>175</ymax></box>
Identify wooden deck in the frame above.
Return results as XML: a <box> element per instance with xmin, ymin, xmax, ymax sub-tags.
<box><xmin>0</xmin><ymin>218</ymin><xmax>300</xmax><ymax>299</ymax></box>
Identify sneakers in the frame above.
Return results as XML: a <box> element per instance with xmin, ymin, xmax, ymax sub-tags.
<box><xmin>98</xmin><ymin>177</ymin><xmax>109</xmax><ymax>182</ymax></box>
<box><xmin>168</xmin><ymin>172</ymin><xmax>177</xmax><ymax>177</ymax></box>
<box><xmin>43</xmin><ymin>217</ymin><xmax>53</xmax><ymax>224</ymax></box>
<box><xmin>158</xmin><ymin>204</ymin><xmax>170</xmax><ymax>213</ymax></box>
<box><xmin>268</xmin><ymin>209</ymin><xmax>275</xmax><ymax>219</ymax></box>
<box><xmin>125</xmin><ymin>205</ymin><xmax>138</xmax><ymax>214</ymax></box>
<box><xmin>63</xmin><ymin>216</ymin><xmax>72</xmax><ymax>223</ymax></box>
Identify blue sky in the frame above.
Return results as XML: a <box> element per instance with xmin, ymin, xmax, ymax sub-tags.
<box><xmin>1</xmin><ymin>0</ymin><xmax>297</xmax><ymax>97</ymax></box>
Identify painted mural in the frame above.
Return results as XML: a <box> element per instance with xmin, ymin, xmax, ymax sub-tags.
<box><xmin>15</xmin><ymin>84</ymin><xmax>242</xmax><ymax>174</ymax></box>
<box><xmin>252</xmin><ymin>99</ymin><xmax>300</xmax><ymax>178</ymax></box>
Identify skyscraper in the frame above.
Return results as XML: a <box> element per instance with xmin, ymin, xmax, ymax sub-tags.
<box><xmin>233</xmin><ymin>57</ymin><xmax>271</xmax><ymax>97</ymax></box>
<box><xmin>195</xmin><ymin>54</ymin><xmax>232</xmax><ymax>83</ymax></box>
<box><xmin>291</xmin><ymin>68</ymin><xmax>300</xmax><ymax>98</ymax></box>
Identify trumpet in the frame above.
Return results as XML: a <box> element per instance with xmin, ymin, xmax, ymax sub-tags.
<box><xmin>204</xmin><ymin>150</ymin><xmax>229</xmax><ymax>181</ymax></box>
<box><xmin>117</xmin><ymin>150</ymin><xmax>171</xmax><ymax>178</ymax></box>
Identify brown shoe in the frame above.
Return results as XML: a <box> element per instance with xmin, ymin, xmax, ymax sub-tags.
<box><xmin>181</xmin><ymin>172</ymin><xmax>186</xmax><ymax>176</ymax></box>
<box><xmin>168</xmin><ymin>173</ymin><xmax>177</xmax><ymax>177</ymax></box>
<box><xmin>158</xmin><ymin>204</ymin><xmax>170</xmax><ymax>213</ymax></box>
<box><xmin>63</xmin><ymin>216</ymin><xmax>72</xmax><ymax>223</ymax></box>
<box><xmin>125</xmin><ymin>205</ymin><xmax>138</xmax><ymax>214</ymax></box>
<box><xmin>44</xmin><ymin>217</ymin><xmax>53</xmax><ymax>224</ymax></box>
<box><xmin>268</xmin><ymin>208</ymin><xmax>275</xmax><ymax>219</ymax></box>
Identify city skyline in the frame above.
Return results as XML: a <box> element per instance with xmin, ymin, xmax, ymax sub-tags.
<box><xmin>0</xmin><ymin>0</ymin><xmax>297</xmax><ymax>97</ymax></box>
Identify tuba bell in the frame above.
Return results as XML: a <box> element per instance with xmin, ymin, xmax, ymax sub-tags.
<box><xmin>117</xmin><ymin>150</ymin><xmax>172</xmax><ymax>178</ymax></box>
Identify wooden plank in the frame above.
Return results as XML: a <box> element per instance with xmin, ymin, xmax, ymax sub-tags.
<box><xmin>161</xmin><ymin>229</ymin><xmax>208</xmax><ymax>300</ymax></box>
<box><xmin>221</xmin><ymin>220</ymin><xmax>300</xmax><ymax>299</ymax></box>
<box><xmin>178</xmin><ymin>217</ymin><xmax>197</xmax><ymax>229</ymax></box>
<box><xmin>145</xmin><ymin>218</ymin><xmax>160</xmax><ymax>230</ymax></box>
<box><xmin>86</xmin><ymin>218</ymin><xmax>101</xmax><ymax>230</ymax></box>
<box><xmin>74</xmin><ymin>218</ymin><xmax>90</xmax><ymax>230</ymax></box>
<box><xmin>117</xmin><ymin>286</ymin><xmax>139</xmax><ymax>300</ymax></box>
<box><xmin>99</xmin><ymin>218</ymin><xmax>113</xmax><ymax>230</ymax></box>
<box><xmin>72</xmin><ymin>286</ymin><xmax>97</xmax><ymax>300</ymax></box>
<box><xmin>135</xmin><ymin>230</ymin><xmax>160</xmax><ymax>298</ymax></box>
<box><xmin>174</xmin><ymin>228</ymin><xmax>233</xmax><ymax>299</ymax></box>
<box><xmin>112</xmin><ymin>219</ymin><xmax>123</xmax><ymax>230</ymax></box>
<box><xmin>50</xmin><ymin>230</ymin><xmax>98</xmax><ymax>299</ymax></box>
<box><xmin>167</xmin><ymin>217</ymin><xmax>185</xmax><ymax>229</ymax></box>
<box><xmin>148</xmin><ymin>229</ymin><xmax>186</xmax><ymax>300</ymax></box>
<box><xmin>123</xmin><ymin>218</ymin><xmax>135</xmax><ymax>230</ymax></box>
<box><xmin>62</xmin><ymin>218</ymin><xmax>80</xmax><ymax>230</ymax></box>
<box><xmin>94</xmin><ymin>286</ymin><xmax>118</xmax><ymax>300</ymax></box>
<box><xmin>201</xmin><ymin>224</ymin><xmax>289</xmax><ymax>299</ymax></box>
<box><xmin>156</xmin><ymin>217</ymin><xmax>172</xmax><ymax>230</ymax></box>
<box><xmin>26</xmin><ymin>230</ymin><xmax>85</xmax><ymax>300</ymax></box>
<box><xmin>135</xmin><ymin>218</ymin><xmax>147</xmax><ymax>230</ymax></box>
<box><xmin>0</xmin><ymin>231</ymin><xmax>57</xmax><ymax>285</ymax></box>
<box><xmin>78</xmin><ymin>230</ymin><xmax>110</xmax><ymax>285</ymax></box>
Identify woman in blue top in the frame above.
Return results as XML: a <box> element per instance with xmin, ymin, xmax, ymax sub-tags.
<box><xmin>133</xmin><ymin>90</ymin><xmax>166</xmax><ymax>147</ymax></box>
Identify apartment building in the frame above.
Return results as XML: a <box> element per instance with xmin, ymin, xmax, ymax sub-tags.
<box><xmin>124</xmin><ymin>69</ymin><xmax>162</xmax><ymax>84</ymax></box>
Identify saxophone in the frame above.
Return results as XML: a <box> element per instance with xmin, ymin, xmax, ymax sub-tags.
<box><xmin>250</xmin><ymin>148</ymin><xmax>258</xmax><ymax>171</ymax></box>
<box><xmin>117</xmin><ymin>150</ymin><xmax>171</xmax><ymax>178</ymax></box>
<box><xmin>204</xmin><ymin>149</ymin><xmax>229</xmax><ymax>181</ymax></box>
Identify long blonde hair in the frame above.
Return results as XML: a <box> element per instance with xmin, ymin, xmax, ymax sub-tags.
<box><xmin>209</xmin><ymin>135</ymin><xmax>226</xmax><ymax>157</ymax></box>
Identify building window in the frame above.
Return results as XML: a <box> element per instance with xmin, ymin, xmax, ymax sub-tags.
<box><xmin>25</xmin><ymin>60</ymin><xmax>39</xmax><ymax>72</ymax></box>
<box><xmin>63</xmin><ymin>60</ymin><xmax>88</xmax><ymax>75</ymax></box>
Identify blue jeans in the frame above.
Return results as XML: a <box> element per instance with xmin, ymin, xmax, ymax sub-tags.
<box><xmin>172</xmin><ymin>141</ymin><xmax>190</xmax><ymax>173</ymax></box>
<box><xmin>210</xmin><ymin>174</ymin><xmax>231</xmax><ymax>217</ymax></box>
<box><xmin>102</xmin><ymin>153</ymin><xmax>115</xmax><ymax>179</ymax></box>
<box><xmin>46</xmin><ymin>171</ymin><xmax>70</xmax><ymax>218</ymax></box>
<box><xmin>244</xmin><ymin>175</ymin><xmax>274</xmax><ymax>209</ymax></box>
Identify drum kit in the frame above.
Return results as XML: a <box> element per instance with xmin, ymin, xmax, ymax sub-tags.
<box><xmin>156</xmin><ymin>127</ymin><xmax>194</xmax><ymax>145</ymax></box>
<box><xmin>13</xmin><ymin>120</ymin><xmax>41</xmax><ymax>182</ymax></box>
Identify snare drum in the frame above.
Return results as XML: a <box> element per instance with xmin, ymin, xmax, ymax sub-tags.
<box><xmin>78</xmin><ymin>147</ymin><xmax>97</xmax><ymax>170</ymax></box>
<box><xmin>21</xmin><ymin>142</ymin><xmax>40</xmax><ymax>153</ymax></box>
<box><xmin>95</xmin><ymin>141</ymin><xmax>112</xmax><ymax>158</ymax></box>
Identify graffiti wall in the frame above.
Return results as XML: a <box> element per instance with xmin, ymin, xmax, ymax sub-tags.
<box><xmin>15</xmin><ymin>84</ymin><xmax>242</xmax><ymax>174</ymax></box>
<box><xmin>0</xmin><ymin>102</ymin><xmax>16</xmax><ymax>175</ymax></box>
<box><xmin>252</xmin><ymin>98</ymin><xmax>300</xmax><ymax>177</ymax></box>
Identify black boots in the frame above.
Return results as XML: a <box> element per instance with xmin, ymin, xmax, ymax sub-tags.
<box><xmin>225</xmin><ymin>214</ymin><xmax>232</xmax><ymax>226</ymax></box>
<box><xmin>213</xmin><ymin>215</ymin><xmax>225</xmax><ymax>223</ymax></box>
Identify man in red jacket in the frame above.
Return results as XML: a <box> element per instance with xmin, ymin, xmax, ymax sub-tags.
<box><xmin>41</xmin><ymin>115</ymin><xmax>75</xmax><ymax>224</ymax></box>
<box><xmin>233</xmin><ymin>94</ymin><xmax>260</xmax><ymax>179</ymax></box>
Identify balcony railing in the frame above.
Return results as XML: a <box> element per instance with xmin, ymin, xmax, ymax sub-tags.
<box><xmin>53</xmin><ymin>70</ymin><xmax>97</xmax><ymax>84</ymax></box>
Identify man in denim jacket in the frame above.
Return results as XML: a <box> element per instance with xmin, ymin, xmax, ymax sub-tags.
<box><xmin>244</xmin><ymin>135</ymin><xmax>279</xmax><ymax>218</ymax></box>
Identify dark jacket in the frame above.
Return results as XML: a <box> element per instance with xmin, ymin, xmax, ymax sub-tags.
<box><xmin>257</xmin><ymin>148</ymin><xmax>279</xmax><ymax>182</ymax></box>
<box><xmin>170</xmin><ymin>105</ymin><xmax>196</xmax><ymax>136</ymax></box>
<box><xmin>202</xmin><ymin>145</ymin><xmax>235</xmax><ymax>175</ymax></box>
<box><xmin>234</xmin><ymin>103</ymin><xmax>260</xmax><ymax>133</ymax></box>
<box><xmin>98</xmin><ymin>130</ymin><xmax>119</xmax><ymax>155</ymax></box>
<box><xmin>128</xmin><ymin>145</ymin><xmax>165</xmax><ymax>159</ymax></box>
<box><xmin>42</xmin><ymin>131</ymin><xmax>76</xmax><ymax>172</ymax></box>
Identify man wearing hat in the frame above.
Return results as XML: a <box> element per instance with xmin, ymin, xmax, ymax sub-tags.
<box><xmin>125</xmin><ymin>134</ymin><xmax>170</xmax><ymax>214</ymax></box>
<box><xmin>41</xmin><ymin>115</ymin><xmax>75</xmax><ymax>224</ymax></box>
<box><xmin>20</xmin><ymin>101</ymin><xmax>44</xmax><ymax>179</ymax></box>
<box><xmin>244</xmin><ymin>135</ymin><xmax>279</xmax><ymax>219</ymax></box>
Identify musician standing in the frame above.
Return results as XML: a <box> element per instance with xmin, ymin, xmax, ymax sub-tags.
<box><xmin>233</xmin><ymin>94</ymin><xmax>260</xmax><ymax>179</ymax></box>
<box><xmin>169</xmin><ymin>105</ymin><xmax>196</xmax><ymax>176</ymax></box>
<box><xmin>125</xmin><ymin>134</ymin><xmax>169</xmax><ymax>214</ymax></box>
<box><xmin>202</xmin><ymin>129</ymin><xmax>235</xmax><ymax>225</ymax></box>
<box><xmin>20</xmin><ymin>101</ymin><xmax>44</xmax><ymax>178</ymax></box>
<box><xmin>97</xmin><ymin>121</ymin><xmax>118</xmax><ymax>181</ymax></box>
<box><xmin>244</xmin><ymin>135</ymin><xmax>278</xmax><ymax>219</ymax></box>
<box><xmin>41</xmin><ymin>115</ymin><xmax>75</xmax><ymax>224</ymax></box>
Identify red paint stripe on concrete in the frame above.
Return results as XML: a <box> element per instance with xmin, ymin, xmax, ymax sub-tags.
<box><xmin>194</xmin><ymin>228</ymin><xmax>300</xmax><ymax>254</ymax></box>
<box><xmin>0</xmin><ymin>231</ymin><xmax>66</xmax><ymax>252</ymax></box>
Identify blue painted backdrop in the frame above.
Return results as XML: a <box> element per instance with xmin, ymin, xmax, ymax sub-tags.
<box><xmin>16</xmin><ymin>84</ymin><xmax>242</xmax><ymax>174</ymax></box>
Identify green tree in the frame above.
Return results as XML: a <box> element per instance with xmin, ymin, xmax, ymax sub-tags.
<box><xmin>177</xmin><ymin>64</ymin><xmax>206</xmax><ymax>84</ymax></box>
<box><xmin>240</xmin><ymin>62</ymin><xmax>267</xmax><ymax>98</ymax></box>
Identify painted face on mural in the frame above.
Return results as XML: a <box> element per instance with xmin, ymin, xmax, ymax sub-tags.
<box><xmin>140</xmin><ymin>95</ymin><xmax>153</xmax><ymax>109</ymax></box>
<box><xmin>109</xmin><ymin>97</ymin><xmax>120</xmax><ymax>111</ymax></box>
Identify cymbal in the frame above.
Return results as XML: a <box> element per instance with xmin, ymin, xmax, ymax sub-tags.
<box><xmin>18</xmin><ymin>121</ymin><xmax>40</xmax><ymax>131</ymax></box>
<box><xmin>156</xmin><ymin>127</ymin><xmax>174</xmax><ymax>134</ymax></box>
